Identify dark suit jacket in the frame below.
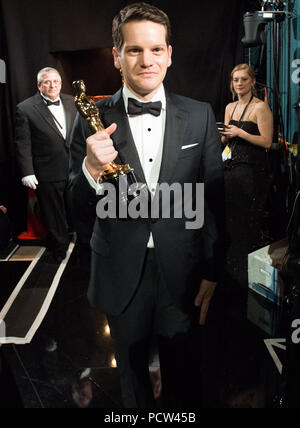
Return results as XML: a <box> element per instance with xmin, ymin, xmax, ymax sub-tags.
<box><xmin>15</xmin><ymin>92</ymin><xmax>77</xmax><ymax>182</ymax></box>
<box><xmin>69</xmin><ymin>88</ymin><xmax>225</xmax><ymax>315</ymax></box>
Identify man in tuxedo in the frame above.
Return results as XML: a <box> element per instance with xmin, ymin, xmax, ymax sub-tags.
<box><xmin>15</xmin><ymin>68</ymin><xmax>77</xmax><ymax>262</ymax></box>
<box><xmin>70</xmin><ymin>2</ymin><xmax>224</xmax><ymax>407</ymax></box>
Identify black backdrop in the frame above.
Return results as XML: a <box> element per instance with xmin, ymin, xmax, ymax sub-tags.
<box><xmin>0</xmin><ymin>7</ymin><xmax>14</xmax><ymax>210</ymax></box>
<box><xmin>0</xmin><ymin>0</ymin><xmax>260</xmax><ymax>231</ymax></box>
<box><xmin>0</xmin><ymin>0</ymin><xmax>260</xmax><ymax>110</ymax></box>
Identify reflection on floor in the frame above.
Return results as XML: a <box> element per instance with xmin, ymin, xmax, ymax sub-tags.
<box><xmin>0</xmin><ymin>242</ymin><xmax>286</xmax><ymax>408</ymax></box>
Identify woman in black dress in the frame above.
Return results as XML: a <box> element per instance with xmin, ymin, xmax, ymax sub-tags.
<box><xmin>221</xmin><ymin>64</ymin><xmax>274</xmax><ymax>290</ymax></box>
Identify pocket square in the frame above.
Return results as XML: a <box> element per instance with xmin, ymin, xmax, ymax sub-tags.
<box><xmin>181</xmin><ymin>143</ymin><xmax>199</xmax><ymax>150</ymax></box>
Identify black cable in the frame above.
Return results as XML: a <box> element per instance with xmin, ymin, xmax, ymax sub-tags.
<box><xmin>271</xmin><ymin>20</ymin><xmax>288</xmax><ymax>167</ymax></box>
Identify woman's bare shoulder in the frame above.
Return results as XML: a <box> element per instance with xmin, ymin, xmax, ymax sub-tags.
<box><xmin>225</xmin><ymin>101</ymin><xmax>237</xmax><ymax>112</ymax></box>
<box><xmin>254</xmin><ymin>98</ymin><xmax>272</xmax><ymax>115</ymax></box>
<box><xmin>253</xmin><ymin>98</ymin><xmax>268</xmax><ymax>108</ymax></box>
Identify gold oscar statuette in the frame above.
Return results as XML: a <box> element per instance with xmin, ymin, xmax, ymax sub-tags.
<box><xmin>72</xmin><ymin>80</ymin><xmax>133</xmax><ymax>184</ymax></box>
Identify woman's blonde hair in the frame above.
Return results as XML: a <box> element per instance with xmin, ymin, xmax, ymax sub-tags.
<box><xmin>230</xmin><ymin>63</ymin><xmax>257</xmax><ymax>100</ymax></box>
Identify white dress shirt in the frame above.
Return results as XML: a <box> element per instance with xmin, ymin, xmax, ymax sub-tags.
<box><xmin>41</xmin><ymin>94</ymin><xmax>67</xmax><ymax>139</ymax></box>
<box><xmin>82</xmin><ymin>84</ymin><xmax>167</xmax><ymax>248</ymax></box>
<box><xmin>123</xmin><ymin>84</ymin><xmax>166</xmax><ymax>195</ymax></box>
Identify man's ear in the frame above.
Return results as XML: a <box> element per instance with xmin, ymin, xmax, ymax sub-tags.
<box><xmin>167</xmin><ymin>45</ymin><xmax>173</xmax><ymax>68</ymax></box>
<box><xmin>112</xmin><ymin>47</ymin><xmax>120</xmax><ymax>70</ymax></box>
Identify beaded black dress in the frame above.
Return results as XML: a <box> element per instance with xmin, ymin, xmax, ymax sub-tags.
<box><xmin>223</xmin><ymin>119</ymin><xmax>271</xmax><ymax>289</ymax></box>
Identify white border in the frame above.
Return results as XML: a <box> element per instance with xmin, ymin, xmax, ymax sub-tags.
<box><xmin>0</xmin><ymin>236</ymin><xmax>76</xmax><ymax>345</ymax></box>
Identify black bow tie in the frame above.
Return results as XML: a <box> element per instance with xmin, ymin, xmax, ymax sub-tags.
<box><xmin>45</xmin><ymin>99</ymin><xmax>60</xmax><ymax>106</ymax></box>
<box><xmin>127</xmin><ymin>98</ymin><xmax>162</xmax><ymax>117</ymax></box>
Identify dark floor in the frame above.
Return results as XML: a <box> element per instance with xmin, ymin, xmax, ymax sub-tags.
<box><xmin>0</xmin><ymin>243</ymin><xmax>286</xmax><ymax>408</ymax></box>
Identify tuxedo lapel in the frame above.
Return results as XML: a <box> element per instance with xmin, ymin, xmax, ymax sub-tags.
<box><xmin>158</xmin><ymin>93</ymin><xmax>189</xmax><ymax>184</ymax></box>
<box><xmin>61</xmin><ymin>95</ymin><xmax>73</xmax><ymax>141</ymax></box>
<box><xmin>102</xmin><ymin>91</ymin><xmax>147</xmax><ymax>185</ymax></box>
<box><xmin>33</xmin><ymin>93</ymin><xmax>64</xmax><ymax>139</ymax></box>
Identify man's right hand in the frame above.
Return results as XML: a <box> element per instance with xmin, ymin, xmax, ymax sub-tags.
<box><xmin>85</xmin><ymin>123</ymin><xmax>118</xmax><ymax>182</ymax></box>
<box><xmin>21</xmin><ymin>175</ymin><xmax>39</xmax><ymax>190</ymax></box>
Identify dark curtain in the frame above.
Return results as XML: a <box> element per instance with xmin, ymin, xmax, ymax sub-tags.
<box><xmin>1</xmin><ymin>0</ymin><xmax>256</xmax><ymax>111</ymax></box>
<box><xmin>0</xmin><ymin>3</ymin><xmax>14</xmax><ymax>208</ymax></box>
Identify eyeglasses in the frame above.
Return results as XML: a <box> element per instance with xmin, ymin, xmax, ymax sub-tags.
<box><xmin>42</xmin><ymin>80</ymin><xmax>62</xmax><ymax>86</ymax></box>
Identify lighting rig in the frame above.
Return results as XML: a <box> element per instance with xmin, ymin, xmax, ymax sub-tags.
<box><xmin>242</xmin><ymin>0</ymin><xmax>293</xmax><ymax>147</ymax></box>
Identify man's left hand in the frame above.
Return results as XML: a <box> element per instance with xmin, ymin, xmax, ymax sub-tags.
<box><xmin>194</xmin><ymin>279</ymin><xmax>217</xmax><ymax>326</ymax></box>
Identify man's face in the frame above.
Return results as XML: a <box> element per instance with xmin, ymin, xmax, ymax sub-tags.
<box><xmin>38</xmin><ymin>71</ymin><xmax>62</xmax><ymax>101</ymax></box>
<box><xmin>113</xmin><ymin>20</ymin><xmax>172</xmax><ymax>101</ymax></box>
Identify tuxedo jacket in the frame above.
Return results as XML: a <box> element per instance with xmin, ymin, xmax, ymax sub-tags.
<box><xmin>15</xmin><ymin>92</ymin><xmax>77</xmax><ymax>182</ymax></box>
<box><xmin>69</xmin><ymin>88</ymin><xmax>225</xmax><ymax>315</ymax></box>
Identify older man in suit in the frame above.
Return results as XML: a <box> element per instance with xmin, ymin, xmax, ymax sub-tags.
<box><xmin>15</xmin><ymin>67</ymin><xmax>77</xmax><ymax>262</ymax></box>
<box><xmin>70</xmin><ymin>2</ymin><xmax>224</xmax><ymax>408</ymax></box>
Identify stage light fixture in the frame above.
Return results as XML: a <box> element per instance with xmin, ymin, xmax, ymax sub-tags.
<box><xmin>242</xmin><ymin>12</ymin><xmax>272</xmax><ymax>47</ymax></box>
<box><xmin>242</xmin><ymin>0</ymin><xmax>288</xmax><ymax>48</ymax></box>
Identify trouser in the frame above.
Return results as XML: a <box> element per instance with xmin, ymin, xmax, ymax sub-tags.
<box><xmin>36</xmin><ymin>180</ymin><xmax>72</xmax><ymax>257</ymax></box>
<box><xmin>107</xmin><ymin>249</ymin><xmax>200</xmax><ymax>408</ymax></box>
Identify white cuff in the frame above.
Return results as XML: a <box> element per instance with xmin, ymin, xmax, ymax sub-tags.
<box><xmin>82</xmin><ymin>157</ymin><xmax>104</xmax><ymax>195</ymax></box>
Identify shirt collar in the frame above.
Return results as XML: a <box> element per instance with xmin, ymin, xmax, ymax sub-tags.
<box><xmin>40</xmin><ymin>93</ymin><xmax>61</xmax><ymax>104</ymax></box>
<box><xmin>122</xmin><ymin>84</ymin><xmax>166</xmax><ymax>113</ymax></box>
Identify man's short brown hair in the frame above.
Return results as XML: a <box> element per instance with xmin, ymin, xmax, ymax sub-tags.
<box><xmin>112</xmin><ymin>2</ymin><xmax>171</xmax><ymax>52</ymax></box>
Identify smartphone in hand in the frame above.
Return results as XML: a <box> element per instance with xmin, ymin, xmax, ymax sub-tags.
<box><xmin>216</xmin><ymin>122</ymin><xmax>229</xmax><ymax>132</ymax></box>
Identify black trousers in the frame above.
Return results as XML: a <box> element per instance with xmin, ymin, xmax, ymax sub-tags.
<box><xmin>36</xmin><ymin>180</ymin><xmax>71</xmax><ymax>257</ymax></box>
<box><xmin>107</xmin><ymin>249</ymin><xmax>200</xmax><ymax>408</ymax></box>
